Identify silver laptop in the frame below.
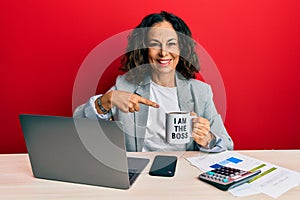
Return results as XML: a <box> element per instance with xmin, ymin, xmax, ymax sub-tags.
<box><xmin>19</xmin><ymin>114</ymin><xmax>149</xmax><ymax>189</ymax></box>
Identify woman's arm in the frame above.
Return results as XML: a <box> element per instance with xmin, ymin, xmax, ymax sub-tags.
<box><xmin>191</xmin><ymin>83</ymin><xmax>234</xmax><ymax>152</ymax></box>
<box><xmin>73</xmin><ymin>94</ymin><xmax>113</xmax><ymax>120</ymax></box>
<box><xmin>199</xmin><ymin>86</ymin><xmax>234</xmax><ymax>152</ymax></box>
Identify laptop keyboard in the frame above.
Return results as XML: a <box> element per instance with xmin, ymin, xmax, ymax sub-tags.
<box><xmin>128</xmin><ymin>169</ymin><xmax>138</xmax><ymax>180</ymax></box>
<box><xmin>127</xmin><ymin>157</ymin><xmax>150</xmax><ymax>185</ymax></box>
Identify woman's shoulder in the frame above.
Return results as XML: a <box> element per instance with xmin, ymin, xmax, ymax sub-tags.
<box><xmin>186</xmin><ymin>79</ymin><xmax>213</xmax><ymax>101</ymax></box>
<box><xmin>115</xmin><ymin>74</ymin><xmax>132</xmax><ymax>87</ymax></box>
<box><xmin>188</xmin><ymin>78</ymin><xmax>211</xmax><ymax>91</ymax></box>
<box><xmin>176</xmin><ymin>72</ymin><xmax>212</xmax><ymax>94</ymax></box>
<box><xmin>114</xmin><ymin>73</ymin><xmax>141</xmax><ymax>91</ymax></box>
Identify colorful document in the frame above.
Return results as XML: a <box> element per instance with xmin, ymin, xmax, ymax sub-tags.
<box><xmin>186</xmin><ymin>151</ymin><xmax>300</xmax><ymax>198</ymax></box>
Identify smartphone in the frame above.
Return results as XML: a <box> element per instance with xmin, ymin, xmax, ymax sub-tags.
<box><xmin>149</xmin><ymin>155</ymin><xmax>177</xmax><ymax>177</ymax></box>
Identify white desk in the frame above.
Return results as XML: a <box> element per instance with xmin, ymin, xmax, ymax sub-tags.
<box><xmin>0</xmin><ymin>150</ymin><xmax>299</xmax><ymax>200</ymax></box>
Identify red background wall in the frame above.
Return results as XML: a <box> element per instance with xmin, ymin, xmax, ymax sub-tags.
<box><xmin>1</xmin><ymin>0</ymin><xmax>299</xmax><ymax>153</ymax></box>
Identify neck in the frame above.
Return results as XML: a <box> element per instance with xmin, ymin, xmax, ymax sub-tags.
<box><xmin>151</xmin><ymin>71</ymin><xmax>176</xmax><ymax>87</ymax></box>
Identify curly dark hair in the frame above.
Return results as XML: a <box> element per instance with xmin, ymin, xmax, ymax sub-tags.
<box><xmin>120</xmin><ymin>11</ymin><xmax>200</xmax><ymax>80</ymax></box>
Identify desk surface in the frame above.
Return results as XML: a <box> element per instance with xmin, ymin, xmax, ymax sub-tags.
<box><xmin>0</xmin><ymin>150</ymin><xmax>299</xmax><ymax>200</ymax></box>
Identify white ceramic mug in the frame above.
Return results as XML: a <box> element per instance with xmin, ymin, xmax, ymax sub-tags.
<box><xmin>165</xmin><ymin>111</ymin><xmax>196</xmax><ymax>144</ymax></box>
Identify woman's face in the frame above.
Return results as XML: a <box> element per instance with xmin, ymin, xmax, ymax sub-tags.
<box><xmin>147</xmin><ymin>21</ymin><xmax>180</xmax><ymax>75</ymax></box>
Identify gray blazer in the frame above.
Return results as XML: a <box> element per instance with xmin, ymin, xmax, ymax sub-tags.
<box><xmin>74</xmin><ymin>72</ymin><xmax>234</xmax><ymax>152</ymax></box>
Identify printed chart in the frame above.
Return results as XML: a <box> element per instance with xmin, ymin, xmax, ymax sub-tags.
<box><xmin>186</xmin><ymin>151</ymin><xmax>300</xmax><ymax>198</ymax></box>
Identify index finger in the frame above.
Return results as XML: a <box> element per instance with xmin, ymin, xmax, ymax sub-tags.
<box><xmin>196</xmin><ymin>117</ymin><xmax>210</xmax><ymax>125</ymax></box>
<box><xmin>192</xmin><ymin>116</ymin><xmax>209</xmax><ymax>123</ymax></box>
<box><xmin>138</xmin><ymin>96</ymin><xmax>160</xmax><ymax>108</ymax></box>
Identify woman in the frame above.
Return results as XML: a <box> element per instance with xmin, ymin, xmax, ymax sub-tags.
<box><xmin>74</xmin><ymin>11</ymin><xmax>233</xmax><ymax>152</ymax></box>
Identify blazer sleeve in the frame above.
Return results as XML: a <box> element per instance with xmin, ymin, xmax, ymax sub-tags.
<box><xmin>73</xmin><ymin>84</ymin><xmax>117</xmax><ymax>120</ymax></box>
<box><xmin>195</xmin><ymin>84</ymin><xmax>234</xmax><ymax>152</ymax></box>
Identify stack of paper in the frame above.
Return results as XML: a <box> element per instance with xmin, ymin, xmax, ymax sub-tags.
<box><xmin>186</xmin><ymin>151</ymin><xmax>300</xmax><ymax>198</ymax></box>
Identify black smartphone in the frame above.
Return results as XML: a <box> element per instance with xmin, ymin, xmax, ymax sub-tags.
<box><xmin>149</xmin><ymin>155</ymin><xmax>177</xmax><ymax>177</ymax></box>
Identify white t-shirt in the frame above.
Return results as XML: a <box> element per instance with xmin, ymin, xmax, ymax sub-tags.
<box><xmin>142</xmin><ymin>80</ymin><xmax>187</xmax><ymax>152</ymax></box>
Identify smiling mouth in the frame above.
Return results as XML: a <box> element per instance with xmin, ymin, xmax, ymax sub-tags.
<box><xmin>157</xmin><ymin>59</ymin><xmax>172</xmax><ymax>66</ymax></box>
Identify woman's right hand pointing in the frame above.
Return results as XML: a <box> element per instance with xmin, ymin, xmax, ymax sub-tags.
<box><xmin>95</xmin><ymin>90</ymin><xmax>159</xmax><ymax>114</ymax></box>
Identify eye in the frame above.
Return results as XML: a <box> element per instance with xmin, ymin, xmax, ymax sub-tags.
<box><xmin>167</xmin><ymin>42</ymin><xmax>178</xmax><ymax>48</ymax></box>
<box><xmin>149</xmin><ymin>42</ymin><xmax>160</xmax><ymax>48</ymax></box>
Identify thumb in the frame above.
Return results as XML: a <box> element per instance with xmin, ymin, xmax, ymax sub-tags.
<box><xmin>190</xmin><ymin>111</ymin><xmax>197</xmax><ymax>117</ymax></box>
<box><xmin>190</xmin><ymin>112</ymin><xmax>198</xmax><ymax>123</ymax></box>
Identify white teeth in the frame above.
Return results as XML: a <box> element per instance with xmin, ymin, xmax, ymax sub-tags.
<box><xmin>159</xmin><ymin>60</ymin><xmax>170</xmax><ymax>64</ymax></box>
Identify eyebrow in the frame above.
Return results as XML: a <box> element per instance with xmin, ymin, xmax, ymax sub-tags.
<box><xmin>148</xmin><ymin>38</ymin><xmax>177</xmax><ymax>43</ymax></box>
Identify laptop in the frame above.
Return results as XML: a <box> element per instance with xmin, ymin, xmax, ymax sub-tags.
<box><xmin>19</xmin><ymin>114</ymin><xmax>149</xmax><ymax>189</ymax></box>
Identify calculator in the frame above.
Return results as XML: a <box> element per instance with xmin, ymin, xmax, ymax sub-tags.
<box><xmin>198</xmin><ymin>166</ymin><xmax>261</xmax><ymax>191</ymax></box>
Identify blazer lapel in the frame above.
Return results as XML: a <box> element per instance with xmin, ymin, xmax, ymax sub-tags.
<box><xmin>176</xmin><ymin>73</ymin><xmax>194</xmax><ymax>112</ymax></box>
<box><xmin>132</xmin><ymin>75</ymin><xmax>151</xmax><ymax>151</ymax></box>
<box><xmin>176</xmin><ymin>73</ymin><xmax>195</xmax><ymax>150</ymax></box>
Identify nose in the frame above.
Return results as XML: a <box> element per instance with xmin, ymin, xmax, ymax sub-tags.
<box><xmin>159</xmin><ymin>45</ymin><xmax>168</xmax><ymax>57</ymax></box>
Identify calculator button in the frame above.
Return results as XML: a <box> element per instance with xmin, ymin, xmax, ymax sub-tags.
<box><xmin>223</xmin><ymin>178</ymin><xmax>229</xmax><ymax>183</ymax></box>
<box><xmin>231</xmin><ymin>175</ymin><xmax>242</xmax><ymax>180</ymax></box>
<box><xmin>240</xmin><ymin>171</ymin><xmax>247</xmax><ymax>175</ymax></box>
<box><xmin>207</xmin><ymin>171</ymin><xmax>215</xmax><ymax>175</ymax></box>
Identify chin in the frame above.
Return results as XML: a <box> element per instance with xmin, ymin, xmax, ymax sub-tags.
<box><xmin>154</xmin><ymin>66</ymin><xmax>175</xmax><ymax>74</ymax></box>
